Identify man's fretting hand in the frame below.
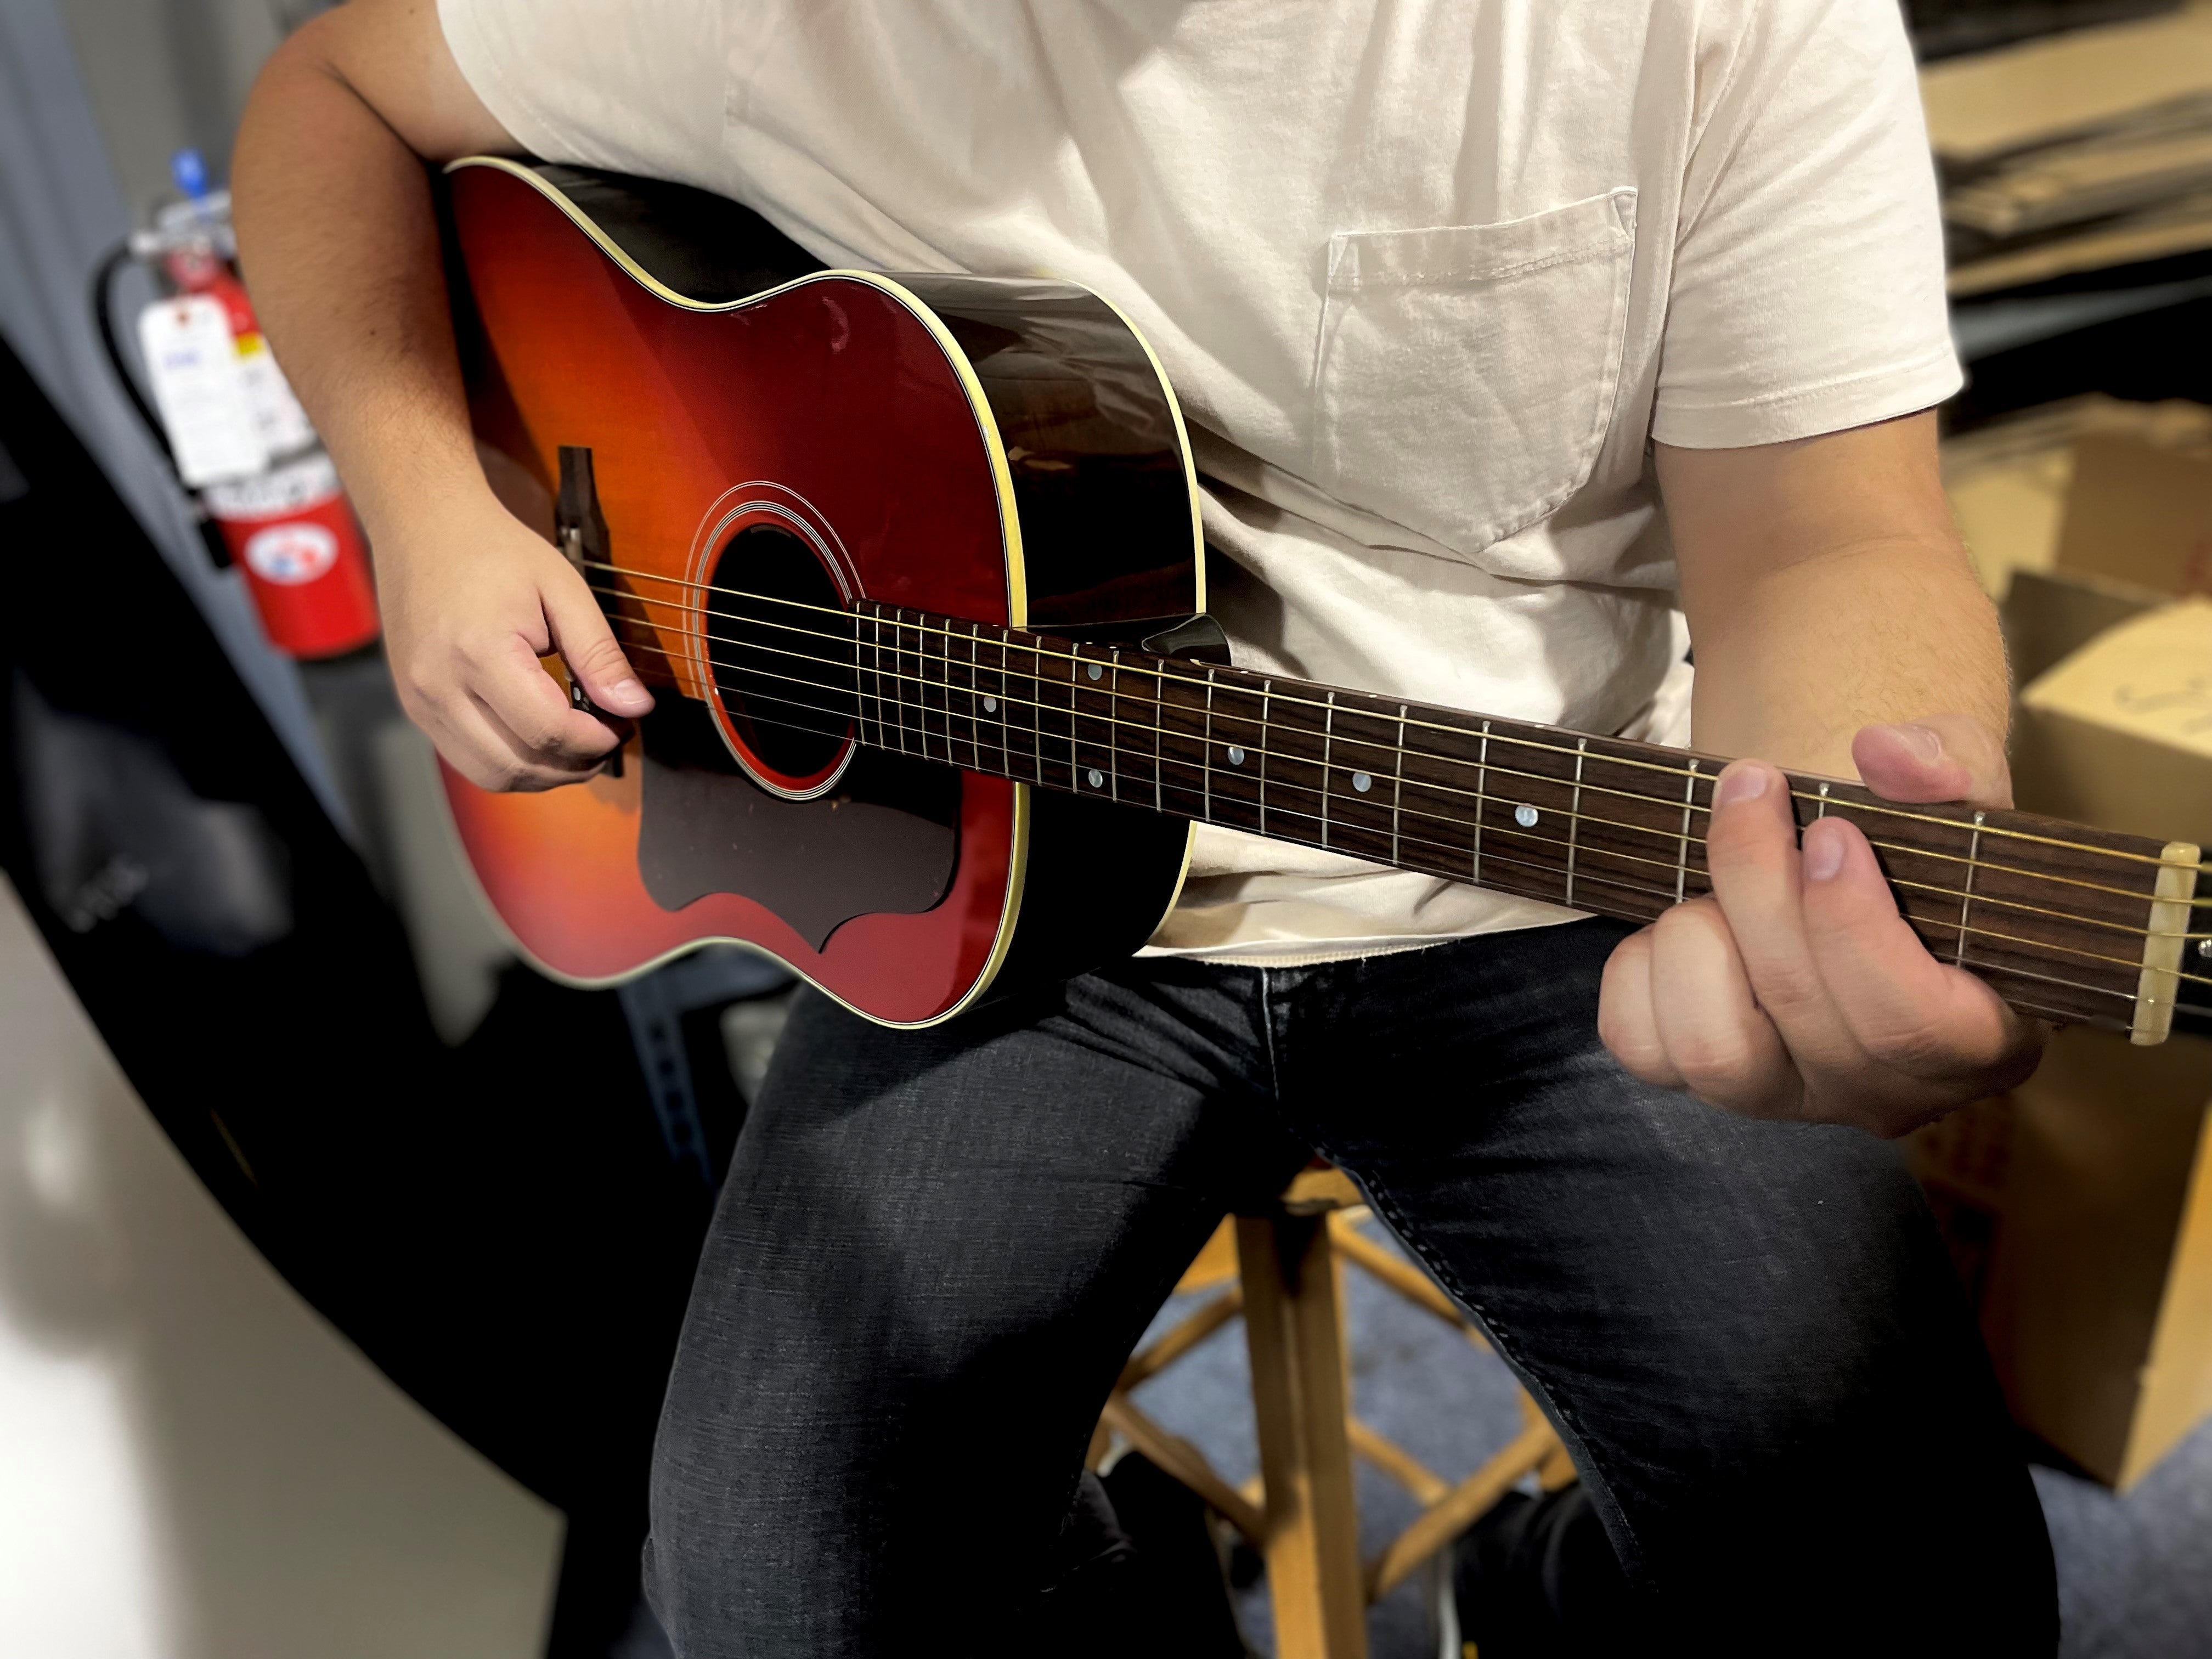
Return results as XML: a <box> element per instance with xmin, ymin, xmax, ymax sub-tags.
<box><xmin>379</xmin><ymin>492</ymin><xmax>654</xmax><ymax>792</ymax></box>
<box><xmin>1596</xmin><ymin>713</ymin><xmax>2042</xmax><ymax>1138</ymax></box>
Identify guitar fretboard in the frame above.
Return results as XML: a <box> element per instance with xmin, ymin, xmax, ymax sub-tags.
<box><xmin>608</xmin><ymin>580</ymin><xmax>2204</xmax><ymax>1040</ymax></box>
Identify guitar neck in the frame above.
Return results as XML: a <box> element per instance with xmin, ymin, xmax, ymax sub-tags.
<box><xmin>707</xmin><ymin>596</ymin><xmax>2207</xmax><ymax>1042</ymax></box>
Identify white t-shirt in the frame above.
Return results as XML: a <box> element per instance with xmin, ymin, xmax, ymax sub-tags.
<box><xmin>442</xmin><ymin>0</ymin><xmax>1960</xmax><ymax>964</ymax></box>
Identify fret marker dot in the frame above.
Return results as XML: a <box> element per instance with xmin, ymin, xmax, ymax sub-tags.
<box><xmin>1352</xmin><ymin>771</ymin><xmax>1373</xmax><ymax>793</ymax></box>
<box><xmin>1087</xmin><ymin>768</ymin><xmax>1104</xmax><ymax>788</ymax></box>
<box><xmin>1226</xmin><ymin>746</ymin><xmax>1246</xmax><ymax>766</ymax></box>
<box><xmin>1515</xmin><ymin>805</ymin><xmax>1539</xmax><ymax>827</ymax></box>
<box><xmin>1087</xmin><ymin>663</ymin><xmax>1103</xmax><ymax>680</ymax></box>
<box><xmin>982</xmin><ymin>696</ymin><xmax>997</xmax><ymax>713</ymax></box>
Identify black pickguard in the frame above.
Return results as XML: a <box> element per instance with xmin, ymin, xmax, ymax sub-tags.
<box><xmin>634</xmin><ymin>698</ymin><xmax>958</xmax><ymax>950</ymax></box>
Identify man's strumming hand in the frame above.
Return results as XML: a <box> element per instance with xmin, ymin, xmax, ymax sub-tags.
<box><xmin>377</xmin><ymin>492</ymin><xmax>653</xmax><ymax>792</ymax></box>
<box><xmin>1596</xmin><ymin>712</ymin><xmax>2042</xmax><ymax>1138</ymax></box>
<box><xmin>232</xmin><ymin>0</ymin><xmax>649</xmax><ymax>790</ymax></box>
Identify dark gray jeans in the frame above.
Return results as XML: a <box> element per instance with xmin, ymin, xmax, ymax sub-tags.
<box><xmin>644</xmin><ymin>918</ymin><xmax>2056</xmax><ymax>1655</ymax></box>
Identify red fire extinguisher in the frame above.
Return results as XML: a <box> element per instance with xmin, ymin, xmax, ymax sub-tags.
<box><xmin>98</xmin><ymin>149</ymin><xmax>381</xmax><ymax>661</ymax></box>
<box><xmin>202</xmin><ymin>453</ymin><xmax>381</xmax><ymax>659</ymax></box>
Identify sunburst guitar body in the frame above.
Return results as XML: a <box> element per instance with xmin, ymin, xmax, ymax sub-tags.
<box><xmin>443</xmin><ymin>157</ymin><xmax>1199</xmax><ymax>1026</ymax></box>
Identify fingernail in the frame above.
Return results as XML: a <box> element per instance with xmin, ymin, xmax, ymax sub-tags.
<box><xmin>1893</xmin><ymin>723</ymin><xmax>1944</xmax><ymax>764</ymax></box>
<box><xmin>1804</xmin><ymin>823</ymin><xmax>1846</xmax><ymax>882</ymax></box>
<box><xmin>607</xmin><ymin>677</ymin><xmax>648</xmax><ymax>709</ymax></box>
<box><xmin>1713</xmin><ymin>763</ymin><xmax>1768</xmax><ymax>807</ymax></box>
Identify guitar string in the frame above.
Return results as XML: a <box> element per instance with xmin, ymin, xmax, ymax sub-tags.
<box><xmin>610</xmin><ymin>629</ymin><xmax>2200</xmax><ymax>950</ymax></box>
<box><xmin>596</xmin><ymin>584</ymin><xmax>2210</xmax><ymax>927</ymax></box>
<box><xmin>594</xmin><ymin>657</ymin><xmax>2170</xmax><ymax>1008</ymax></box>
<box><xmin>597</xmin><ymin>608</ymin><xmax>2211</xmax><ymax>947</ymax></box>
<box><xmin>580</xmin><ymin>559</ymin><xmax>2208</xmax><ymax>878</ymax></box>
<box><xmin>608</xmin><ymin>614</ymin><xmax>2212</xmax><ymax>950</ymax></box>
<box><xmin>602</xmin><ymin>631</ymin><xmax>2212</xmax><ymax>990</ymax></box>
<box><xmin>605</xmin><ymin>566</ymin><xmax>2212</xmax><ymax>885</ymax></box>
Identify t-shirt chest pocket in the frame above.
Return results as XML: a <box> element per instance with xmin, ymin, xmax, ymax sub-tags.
<box><xmin>1311</xmin><ymin>188</ymin><xmax>1636</xmax><ymax>557</ymax></box>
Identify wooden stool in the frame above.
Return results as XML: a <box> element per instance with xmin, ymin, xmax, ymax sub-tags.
<box><xmin>1092</xmin><ymin>1166</ymin><xmax>1575</xmax><ymax>1659</ymax></box>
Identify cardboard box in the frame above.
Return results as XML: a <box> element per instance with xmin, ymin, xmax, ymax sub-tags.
<box><xmin>2015</xmin><ymin>599</ymin><xmax>2212</xmax><ymax>845</ymax></box>
<box><xmin>2056</xmin><ymin>433</ymin><xmax>2212</xmax><ymax>596</ymax></box>
<box><xmin>1914</xmin><ymin>1029</ymin><xmax>2212</xmax><ymax>1488</ymax></box>
<box><xmin>1924</xmin><ymin>403</ymin><xmax>2212</xmax><ymax>1489</ymax></box>
<box><xmin>1943</xmin><ymin>396</ymin><xmax>2212</xmax><ymax>602</ymax></box>
<box><xmin>1921</xmin><ymin>9</ymin><xmax>2212</xmax><ymax>169</ymax></box>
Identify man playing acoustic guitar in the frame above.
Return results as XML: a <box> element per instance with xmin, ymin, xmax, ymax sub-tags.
<box><xmin>235</xmin><ymin>2</ymin><xmax>2056</xmax><ymax>1652</ymax></box>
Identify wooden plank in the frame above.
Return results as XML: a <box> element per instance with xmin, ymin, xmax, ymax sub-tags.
<box><xmin>1175</xmin><ymin>1216</ymin><xmax>1240</xmax><ymax>1294</ymax></box>
<box><xmin>1364</xmin><ymin>1419</ymin><xmax>1559</xmax><ymax>1601</ymax></box>
<box><xmin>1347</xmin><ymin>1418</ymin><xmax>1449</xmax><ymax>1505</ymax></box>
<box><xmin>1098</xmin><ymin>1395</ymin><xmax>1265</xmax><ymax>1543</ymax></box>
<box><xmin>1239</xmin><ymin>1214</ymin><xmax>1368</xmax><ymax>1659</ymax></box>
<box><xmin>1117</xmin><ymin>1286</ymin><xmax>1243</xmax><ymax>1390</ymax></box>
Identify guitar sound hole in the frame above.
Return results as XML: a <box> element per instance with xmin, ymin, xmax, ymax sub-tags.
<box><xmin>708</xmin><ymin>523</ymin><xmax>856</xmax><ymax>784</ymax></box>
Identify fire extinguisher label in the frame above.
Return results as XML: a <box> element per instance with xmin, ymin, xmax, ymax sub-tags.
<box><xmin>234</xmin><ymin>333</ymin><xmax>319</xmax><ymax>459</ymax></box>
<box><xmin>137</xmin><ymin>296</ymin><xmax>267</xmax><ymax>486</ymax></box>
<box><xmin>204</xmin><ymin>451</ymin><xmax>341</xmax><ymax>518</ymax></box>
<box><xmin>242</xmin><ymin>521</ymin><xmax>341</xmax><ymax>585</ymax></box>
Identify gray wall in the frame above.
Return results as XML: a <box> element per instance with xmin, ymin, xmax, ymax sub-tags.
<box><xmin>58</xmin><ymin>0</ymin><xmax>326</xmax><ymax>216</ymax></box>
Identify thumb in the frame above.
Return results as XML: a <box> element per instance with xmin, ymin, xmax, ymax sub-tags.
<box><xmin>1850</xmin><ymin>714</ymin><xmax>2011</xmax><ymax>809</ymax></box>
<box><xmin>543</xmin><ymin>561</ymin><xmax>654</xmax><ymax>718</ymax></box>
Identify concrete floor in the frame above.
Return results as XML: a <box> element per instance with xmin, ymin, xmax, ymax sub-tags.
<box><xmin>1132</xmin><ymin>1216</ymin><xmax>2212</xmax><ymax>1659</ymax></box>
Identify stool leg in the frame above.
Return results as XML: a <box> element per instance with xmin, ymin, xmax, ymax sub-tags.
<box><xmin>1238</xmin><ymin>1215</ymin><xmax>1368</xmax><ymax>1659</ymax></box>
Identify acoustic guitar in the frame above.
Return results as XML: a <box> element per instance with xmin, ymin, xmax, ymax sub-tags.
<box><xmin>438</xmin><ymin>157</ymin><xmax>2207</xmax><ymax>1037</ymax></box>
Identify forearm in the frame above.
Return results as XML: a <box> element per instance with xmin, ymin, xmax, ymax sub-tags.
<box><xmin>1685</xmin><ymin>535</ymin><xmax>2006</xmax><ymax>778</ymax></box>
<box><xmin>231</xmin><ymin>7</ymin><xmax>505</xmax><ymax>543</ymax></box>
<box><xmin>1660</xmin><ymin>413</ymin><xmax>2008</xmax><ymax>782</ymax></box>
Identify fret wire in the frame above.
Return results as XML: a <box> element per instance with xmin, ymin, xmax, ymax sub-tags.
<box><xmin>1259</xmin><ymin>679</ymin><xmax>1273</xmax><ymax>839</ymax></box>
<box><xmin>1816</xmin><ymin>781</ymin><xmax>1831</xmax><ymax>819</ymax></box>
<box><xmin>1677</xmin><ymin>759</ymin><xmax>1700</xmax><ymax>904</ymax></box>
<box><xmin>932</xmin><ymin>616</ymin><xmax>947</xmax><ymax>766</ymax></box>
<box><xmin>631</xmin><ymin>627</ymin><xmax>2199</xmax><ymax>943</ymax></box>
<box><xmin>1959</xmin><ymin>811</ymin><xmax>1985</xmax><ymax>971</ymax></box>
<box><xmin>929</xmin><ymin>612</ymin><xmax>943</xmax><ymax>763</ymax></box>
<box><xmin>1147</xmin><ymin>650</ymin><xmax>1164</xmax><ymax>812</ymax></box>
<box><xmin>1473</xmin><ymin>720</ymin><xmax>1491</xmax><ymax>887</ymax></box>
<box><xmin>1204</xmin><ymin>669</ymin><xmax>1217</xmax><ymax>825</ymax></box>
<box><xmin>1030</xmin><ymin>633</ymin><xmax>1045</xmax><ymax>784</ymax></box>
<box><xmin>933</xmin><ymin>613</ymin><xmax>949</xmax><ymax>766</ymax></box>
<box><xmin>1391</xmin><ymin>707</ymin><xmax>1407</xmax><ymax>866</ymax></box>
<box><xmin>911</xmin><ymin>610</ymin><xmax>927</xmax><ymax>760</ymax></box>
<box><xmin>612</xmin><ymin>634</ymin><xmax>2212</xmax><ymax>985</ymax></box>
<box><xmin>913</xmin><ymin>612</ymin><xmax>929</xmax><ymax>763</ymax></box>
<box><xmin>1321</xmin><ymin>693</ymin><xmax>1336</xmax><ymax>851</ymax></box>
<box><xmin>970</xmin><ymin>624</ymin><xmax>984</xmax><ymax>775</ymax></box>
<box><xmin>870</xmin><ymin>606</ymin><xmax>885</xmax><ymax>752</ymax></box>
<box><xmin>893</xmin><ymin>610</ymin><xmax>909</xmax><ymax>757</ymax></box>
<box><xmin>1108</xmin><ymin>648</ymin><xmax>1122</xmax><ymax>802</ymax></box>
<box><xmin>590</xmin><ymin>562</ymin><xmax>2203</xmax><ymax>876</ymax></box>
<box><xmin>1565</xmin><ymin>737</ymin><xmax>1588</xmax><ymax>909</ymax></box>
<box><xmin>1066</xmin><ymin>642</ymin><xmax>1080</xmax><ymax>788</ymax></box>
